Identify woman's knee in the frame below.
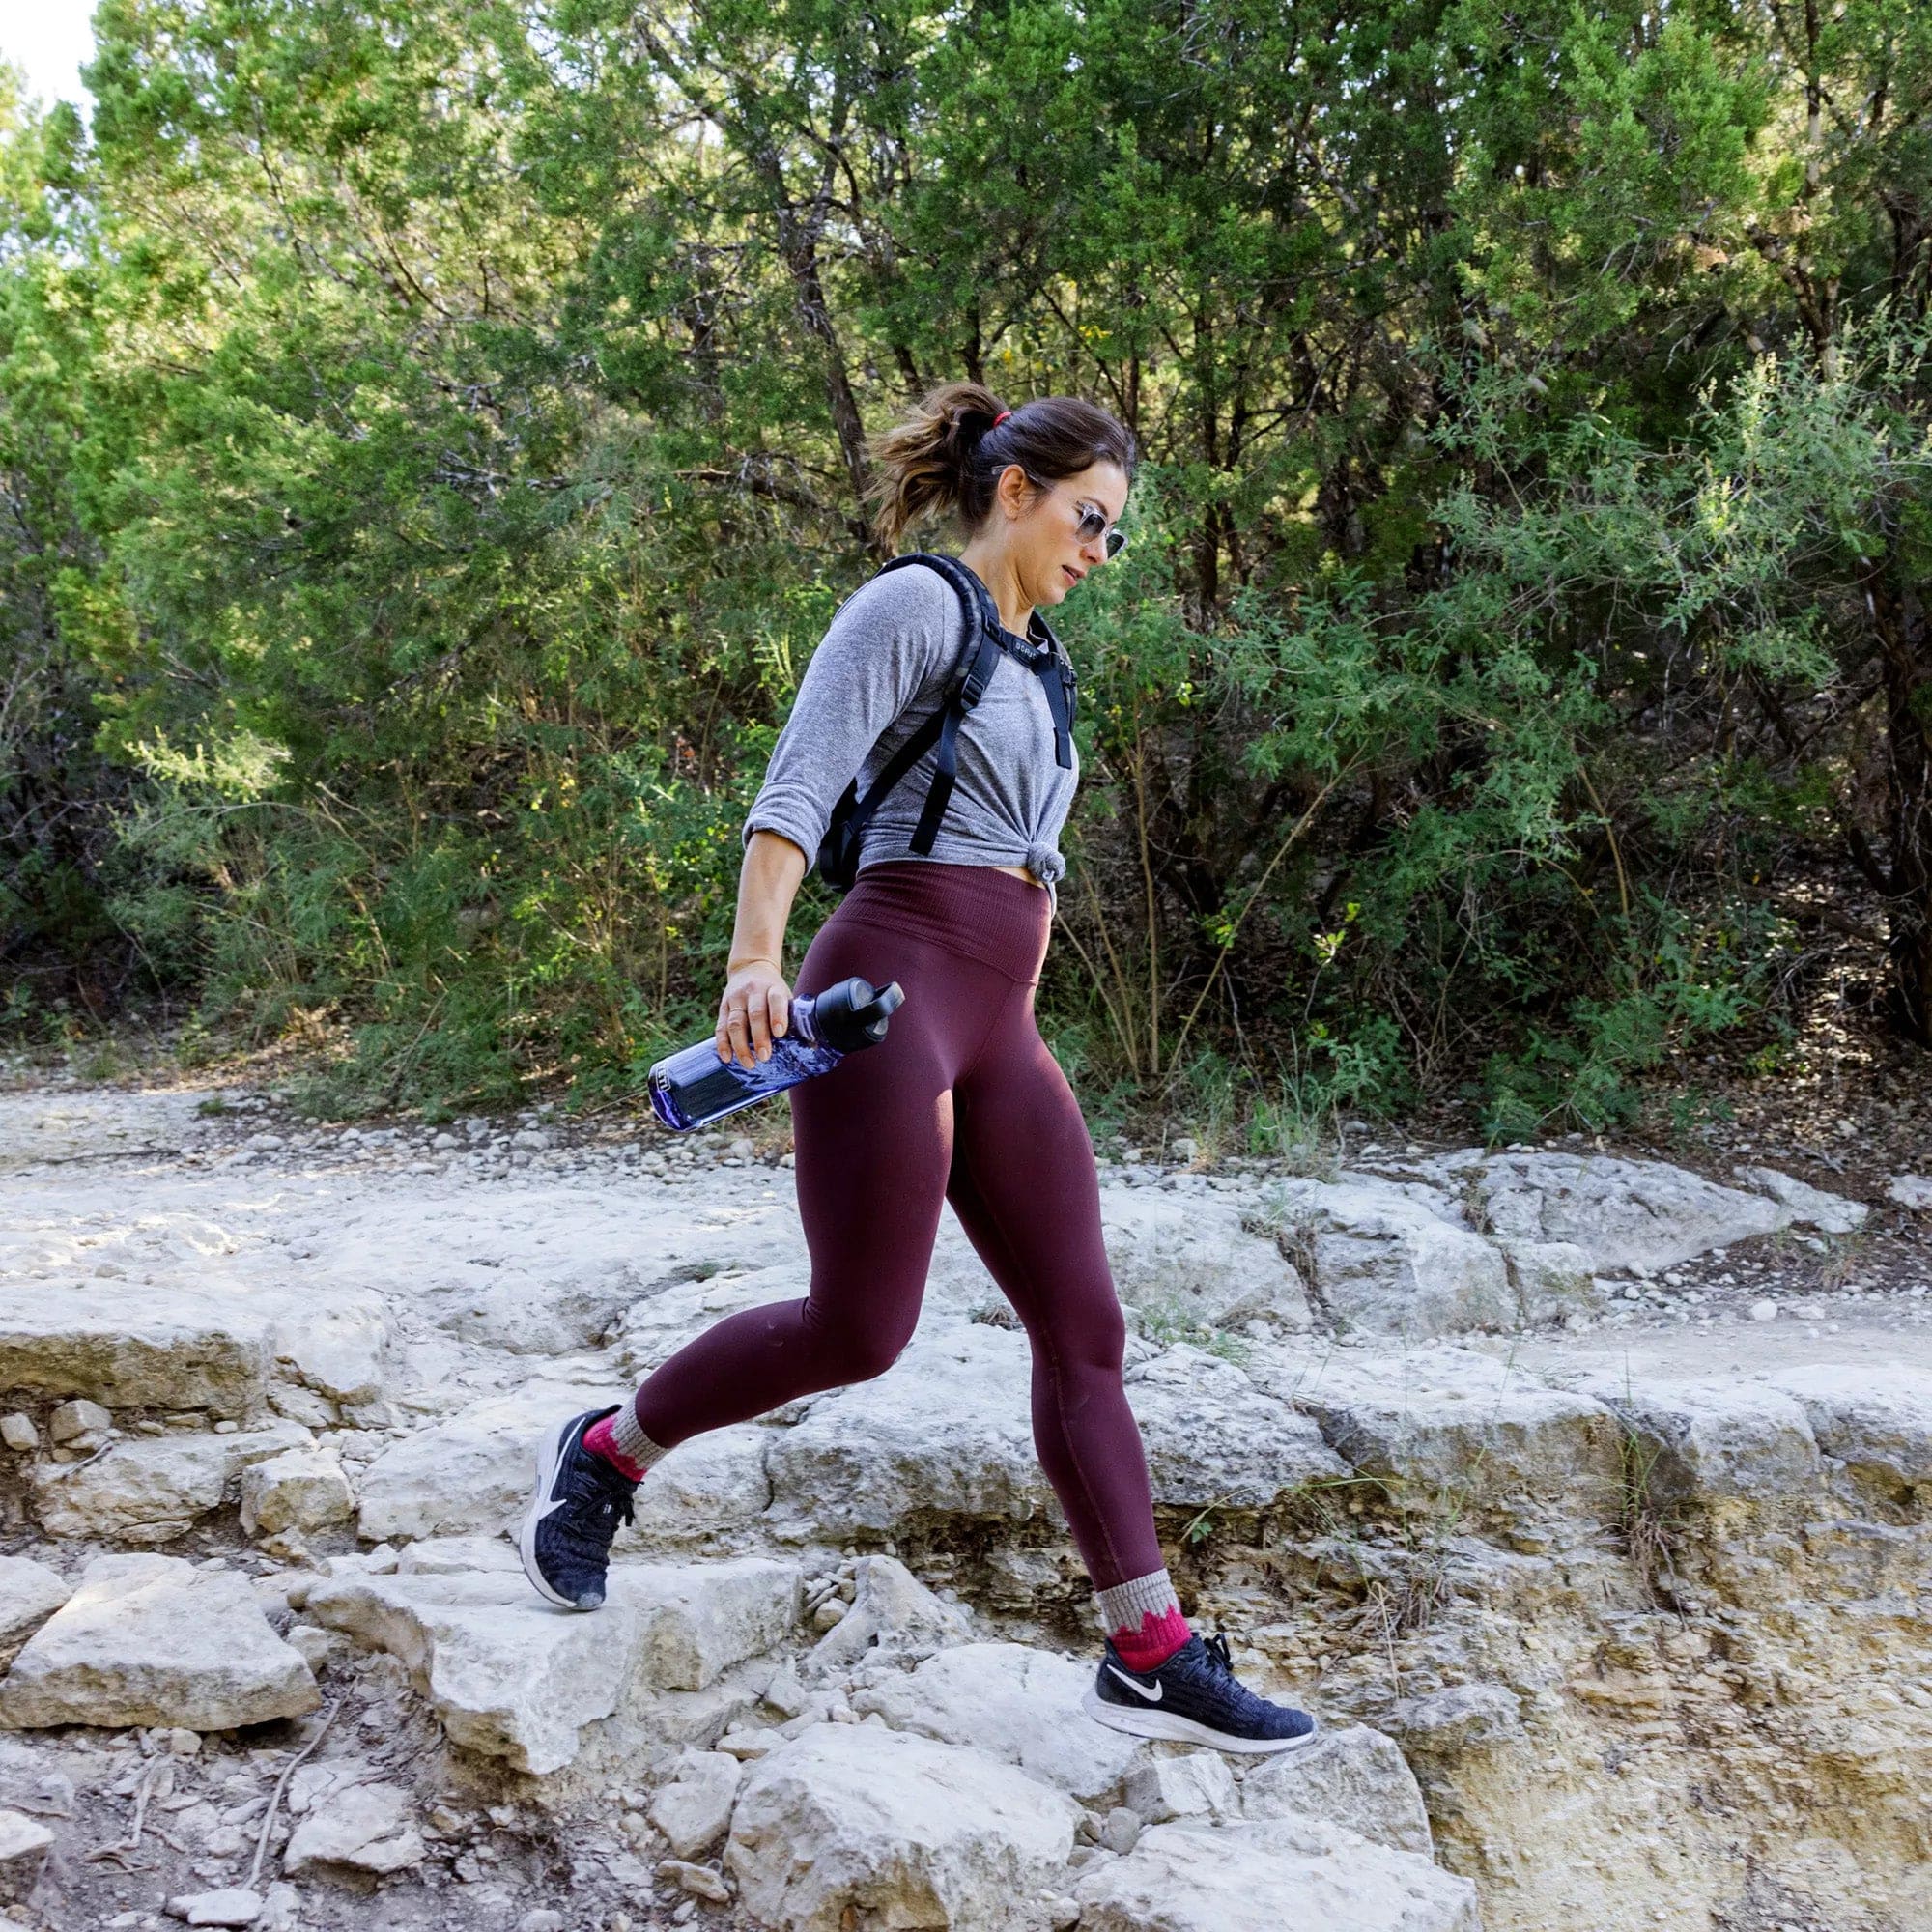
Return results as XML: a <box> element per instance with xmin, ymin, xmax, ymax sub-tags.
<box><xmin>1041</xmin><ymin>1287</ymin><xmax>1127</xmax><ymax>1377</ymax></box>
<box><xmin>801</xmin><ymin>1297</ymin><xmax>920</xmax><ymax>1383</ymax></box>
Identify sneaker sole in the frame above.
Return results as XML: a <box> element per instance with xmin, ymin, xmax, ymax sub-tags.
<box><xmin>1082</xmin><ymin>1687</ymin><xmax>1322</xmax><ymax>1755</ymax></box>
<box><xmin>518</xmin><ymin>1412</ymin><xmax>594</xmax><ymax>1610</ymax></box>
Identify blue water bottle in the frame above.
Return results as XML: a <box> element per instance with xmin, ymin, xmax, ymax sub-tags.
<box><xmin>646</xmin><ymin>975</ymin><xmax>905</xmax><ymax>1132</ymax></box>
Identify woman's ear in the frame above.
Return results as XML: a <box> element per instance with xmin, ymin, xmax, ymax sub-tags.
<box><xmin>994</xmin><ymin>461</ymin><xmax>1034</xmax><ymax>522</ymax></box>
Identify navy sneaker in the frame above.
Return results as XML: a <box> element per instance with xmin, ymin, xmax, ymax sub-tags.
<box><xmin>1083</xmin><ymin>1631</ymin><xmax>1321</xmax><ymax>1754</ymax></box>
<box><xmin>518</xmin><ymin>1406</ymin><xmax>637</xmax><ymax>1609</ymax></box>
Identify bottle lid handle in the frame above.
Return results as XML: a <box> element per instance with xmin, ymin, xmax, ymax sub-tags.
<box><xmin>858</xmin><ymin>980</ymin><xmax>904</xmax><ymax>1042</ymax></box>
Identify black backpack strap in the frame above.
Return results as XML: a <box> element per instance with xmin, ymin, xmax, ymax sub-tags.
<box><xmin>830</xmin><ymin>555</ymin><xmax>985</xmax><ymax>860</ymax></box>
<box><xmin>909</xmin><ymin>625</ymin><xmax>1004</xmax><ymax>852</ymax></box>
<box><xmin>1028</xmin><ymin>611</ymin><xmax>1077</xmax><ymax>770</ymax></box>
<box><xmin>1033</xmin><ymin>611</ymin><xmax>1077</xmax><ymax>729</ymax></box>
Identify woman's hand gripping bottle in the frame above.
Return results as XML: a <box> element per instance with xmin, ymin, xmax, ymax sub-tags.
<box><xmin>646</xmin><ymin>976</ymin><xmax>905</xmax><ymax>1132</ymax></box>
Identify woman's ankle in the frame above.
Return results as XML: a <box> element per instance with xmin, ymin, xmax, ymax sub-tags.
<box><xmin>583</xmin><ymin>1410</ymin><xmax>649</xmax><ymax>1482</ymax></box>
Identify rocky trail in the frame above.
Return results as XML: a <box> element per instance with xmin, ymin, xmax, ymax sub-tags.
<box><xmin>0</xmin><ymin>1075</ymin><xmax>1928</xmax><ymax>1932</ymax></box>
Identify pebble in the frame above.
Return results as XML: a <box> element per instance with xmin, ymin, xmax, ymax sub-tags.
<box><xmin>0</xmin><ymin>1808</ymin><xmax>53</xmax><ymax>1865</ymax></box>
<box><xmin>48</xmin><ymin>1398</ymin><xmax>111</xmax><ymax>1443</ymax></box>
<box><xmin>516</xmin><ymin>1912</ymin><xmax>566</xmax><ymax>1932</ymax></box>
<box><xmin>657</xmin><ymin>1858</ymin><xmax>731</xmax><ymax>1903</ymax></box>
<box><xmin>1749</xmin><ymin>1299</ymin><xmax>1781</xmax><ymax>1321</ymax></box>
<box><xmin>163</xmin><ymin>1889</ymin><xmax>263</xmax><ymax>1928</ymax></box>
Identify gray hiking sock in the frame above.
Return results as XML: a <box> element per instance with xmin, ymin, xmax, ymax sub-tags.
<box><xmin>609</xmin><ymin>1400</ymin><xmax>670</xmax><ymax>1476</ymax></box>
<box><xmin>1094</xmin><ymin>1567</ymin><xmax>1182</xmax><ymax>1636</ymax></box>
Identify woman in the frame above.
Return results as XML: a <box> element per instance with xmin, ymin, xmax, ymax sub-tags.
<box><xmin>520</xmin><ymin>384</ymin><xmax>1318</xmax><ymax>1754</ymax></box>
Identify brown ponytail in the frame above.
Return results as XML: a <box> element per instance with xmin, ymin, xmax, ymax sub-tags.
<box><xmin>865</xmin><ymin>382</ymin><xmax>1137</xmax><ymax>550</ymax></box>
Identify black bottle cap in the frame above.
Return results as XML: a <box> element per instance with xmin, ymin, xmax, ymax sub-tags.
<box><xmin>854</xmin><ymin>980</ymin><xmax>905</xmax><ymax>1045</ymax></box>
<box><xmin>809</xmin><ymin>977</ymin><xmax>906</xmax><ymax>1053</ymax></box>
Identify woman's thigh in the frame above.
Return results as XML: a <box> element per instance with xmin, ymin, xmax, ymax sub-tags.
<box><xmin>943</xmin><ymin>984</ymin><xmax>1123</xmax><ymax>1353</ymax></box>
<box><xmin>787</xmin><ymin>912</ymin><xmax>1004</xmax><ymax>1349</ymax></box>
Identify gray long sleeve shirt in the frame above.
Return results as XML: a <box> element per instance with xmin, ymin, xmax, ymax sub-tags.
<box><xmin>742</xmin><ymin>560</ymin><xmax>1079</xmax><ymax>913</ymax></box>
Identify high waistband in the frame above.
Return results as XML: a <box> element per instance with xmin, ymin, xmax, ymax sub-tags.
<box><xmin>834</xmin><ymin>859</ymin><xmax>1051</xmax><ymax>982</ymax></box>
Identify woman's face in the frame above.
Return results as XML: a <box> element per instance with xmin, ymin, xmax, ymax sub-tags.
<box><xmin>993</xmin><ymin>459</ymin><xmax>1131</xmax><ymax>614</ymax></box>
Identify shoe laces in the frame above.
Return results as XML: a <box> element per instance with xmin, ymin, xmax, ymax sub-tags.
<box><xmin>556</xmin><ymin>1447</ymin><xmax>637</xmax><ymax>1545</ymax></box>
<box><xmin>1194</xmin><ymin>1629</ymin><xmax>1275</xmax><ymax>1718</ymax></box>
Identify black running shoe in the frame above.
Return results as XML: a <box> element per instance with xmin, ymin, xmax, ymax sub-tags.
<box><xmin>1083</xmin><ymin>1631</ymin><xmax>1321</xmax><ymax>1754</ymax></box>
<box><xmin>519</xmin><ymin>1406</ymin><xmax>637</xmax><ymax>1610</ymax></box>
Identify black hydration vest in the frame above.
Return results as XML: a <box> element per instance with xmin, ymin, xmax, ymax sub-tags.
<box><xmin>815</xmin><ymin>552</ymin><xmax>1078</xmax><ymax>894</ymax></box>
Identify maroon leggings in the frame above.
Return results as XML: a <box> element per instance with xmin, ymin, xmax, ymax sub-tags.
<box><xmin>630</xmin><ymin>859</ymin><xmax>1163</xmax><ymax>1592</ymax></box>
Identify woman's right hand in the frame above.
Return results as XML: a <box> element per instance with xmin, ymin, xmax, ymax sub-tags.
<box><xmin>717</xmin><ymin>957</ymin><xmax>793</xmax><ymax>1068</ymax></box>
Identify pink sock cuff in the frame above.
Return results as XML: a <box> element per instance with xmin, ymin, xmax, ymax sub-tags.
<box><xmin>584</xmin><ymin>1409</ymin><xmax>657</xmax><ymax>1483</ymax></box>
<box><xmin>1112</xmin><ymin>1603</ymin><xmax>1191</xmax><ymax>1671</ymax></box>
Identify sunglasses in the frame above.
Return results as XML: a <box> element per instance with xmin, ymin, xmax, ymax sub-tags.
<box><xmin>1075</xmin><ymin>500</ymin><xmax>1129</xmax><ymax>560</ymax></box>
<box><xmin>1017</xmin><ymin>467</ymin><xmax>1128</xmax><ymax>559</ymax></box>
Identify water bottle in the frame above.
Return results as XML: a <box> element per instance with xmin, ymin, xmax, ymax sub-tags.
<box><xmin>646</xmin><ymin>975</ymin><xmax>906</xmax><ymax>1133</ymax></box>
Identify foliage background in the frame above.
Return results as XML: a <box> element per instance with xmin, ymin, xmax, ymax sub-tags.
<box><xmin>3</xmin><ymin>0</ymin><xmax>1929</xmax><ymax>1138</ymax></box>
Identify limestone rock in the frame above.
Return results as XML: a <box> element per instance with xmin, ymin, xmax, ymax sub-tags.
<box><xmin>725</xmin><ymin>1723</ymin><xmax>1080</xmax><ymax>1932</ymax></box>
<box><xmin>1260</xmin><ymin>1349</ymin><xmax>1622</xmax><ymax>1511</ymax></box>
<box><xmin>0</xmin><ymin>1809</ymin><xmax>51</xmax><ymax>1865</ymax></box>
<box><xmin>0</xmin><ymin>1556</ymin><xmax>71</xmax><ymax>1667</ymax></box>
<box><xmin>648</xmin><ymin>1750</ymin><xmax>743</xmax><ymax>1859</ymax></box>
<box><xmin>49</xmin><ymin>1397</ymin><xmax>111</xmax><ymax>1443</ymax></box>
<box><xmin>627</xmin><ymin>1424</ymin><xmax>778</xmax><ymax>1550</ymax></box>
<box><xmin>850</xmin><ymin>1643</ymin><xmax>1145</xmax><ymax>1804</ymax></box>
<box><xmin>1071</xmin><ymin>1813</ymin><xmax>1480</xmax><ymax>1930</ymax></box>
<box><xmin>1238</xmin><ymin>1725</ymin><xmax>1434</xmax><ymax>1856</ymax></box>
<box><xmin>1123</xmin><ymin>1751</ymin><xmax>1236</xmax><ymax>1823</ymax></box>
<box><xmin>1391</xmin><ymin>1682</ymin><xmax>1523</xmax><ymax>1755</ymax></box>
<box><xmin>0</xmin><ymin>1279</ymin><xmax>387</xmax><ymax>1418</ymax></box>
<box><xmin>299</xmin><ymin>1569</ymin><xmax>639</xmax><ymax>1773</ymax></box>
<box><xmin>626</xmin><ymin>1557</ymin><xmax>803</xmax><ymax>1691</ymax></box>
<box><xmin>164</xmin><ymin>1889</ymin><xmax>264</xmax><ymax>1927</ymax></box>
<box><xmin>393</xmin><ymin>1535</ymin><xmax>521</xmax><ymax>1576</ymax></box>
<box><xmin>1494</xmin><ymin>1239</ymin><xmax>1602</xmax><ymax>1323</ymax></box>
<box><xmin>659</xmin><ymin>1858</ymin><xmax>731</xmax><ymax>1902</ymax></box>
<box><xmin>302</xmin><ymin>1556</ymin><xmax>798</xmax><ymax>1775</ymax></box>
<box><xmin>1129</xmin><ymin>1348</ymin><xmax>1350</xmax><ymax>1507</ymax></box>
<box><xmin>807</xmin><ymin>1555</ymin><xmax>972</xmax><ymax>1673</ymax></box>
<box><xmin>283</xmin><ymin>1777</ymin><xmax>423</xmax><ymax>1875</ymax></box>
<box><xmin>1733</xmin><ymin>1166</ymin><xmax>1868</xmax><ymax>1235</ymax></box>
<box><xmin>772</xmin><ymin>1319</ymin><xmax>1358</xmax><ymax>1544</ymax></box>
<box><xmin>1260</xmin><ymin>1179</ymin><xmax>1515</xmax><ymax>1338</ymax></box>
<box><xmin>1095</xmin><ymin>1192</ymin><xmax>1313</xmax><ymax>1330</ymax></box>
<box><xmin>32</xmin><ymin>1422</ymin><xmax>312</xmax><ymax>1544</ymax></box>
<box><xmin>284</xmin><ymin>1625</ymin><xmax>349</xmax><ymax>1676</ymax></box>
<box><xmin>241</xmin><ymin>1448</ymin><xmax>355</xmax><ymax>1537</ymax></box>
<box><xmin>0</xmin><ymin>1554</ymin><xmax>319</xmax><ymax>1731</ymax></box>
<box><xmin>1570</xmin><ymin>1374</ymin><xmax>1820</xmax><ymax>1501</ymax></box>
<box><xmin>1767</xmin><ymin>1365</ymin><xmax>1932</xmax><ymax>1489</ymax></box>
<box><xmin>355</xmin><ymin>1380</ymin><xmax>614</xmax><ymax>1542</ymax></box>
<box><xmin>1435</xmin><ymin>1150</ymin><xmax>1788</xmax><ymax>1274</ymax></box>
<box><xmin>1885</xmin><ymin>1174</ymin><xmax>1932</xmax><ymax>1212</ymax></box>
<box><xmin>764</xmin><ymin>1326</ymin><xmax>1048</xmax><ymax>1537</ymax></box>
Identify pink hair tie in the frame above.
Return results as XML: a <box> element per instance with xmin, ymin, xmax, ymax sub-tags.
<box><xmin>992</xmin><ymin>409</ymin><xmax>1012</xmax><ymax>426</ymax></box>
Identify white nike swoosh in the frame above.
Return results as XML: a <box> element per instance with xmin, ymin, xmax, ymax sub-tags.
<box><xmin>1106</xmin><ymin>1662</ymin><xmax>1163</xmax><ymax>1702</ymax></box>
